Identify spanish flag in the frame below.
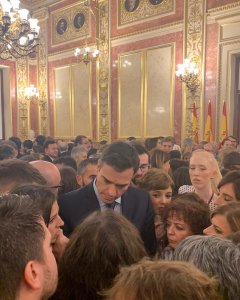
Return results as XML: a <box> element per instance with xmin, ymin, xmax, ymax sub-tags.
<box><xmin>204</xmin><ymin>101</ymin><xmax>213</xmax><ymax>142</ymax></box>
<box><xmin>192</xmin><ymin>101</ymin><xmax>198</xmax><ymax>143</ymax></box>
<box><xmin>219</xmin><ymin>101</ymin><xmax>228</xmax><ymax>143</ymax></box>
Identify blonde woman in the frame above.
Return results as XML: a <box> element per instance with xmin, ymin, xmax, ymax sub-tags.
<box><xmin>179</xmin><ymin>150</ymin><xmax>222</xmax><ymax>210</ymax></box>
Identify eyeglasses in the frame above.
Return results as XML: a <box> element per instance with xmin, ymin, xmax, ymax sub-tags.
<box><xmin>139</xmin><ymin>164</ymin><xmax>150</xmax><ymax>171</ymax></box>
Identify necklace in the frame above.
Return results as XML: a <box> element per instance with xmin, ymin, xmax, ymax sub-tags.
<box><xmin>208</xmin><ymin>192</ymin><xmax>214</xmax><ymax>205</ymax></box>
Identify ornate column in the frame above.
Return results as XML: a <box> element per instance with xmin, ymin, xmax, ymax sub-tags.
<box><xmin>34</xmin><ymin>7</ymin><xmax>49</xmax><ymax>136</ymax></box>
<box><xmin>97</xmin><ymin>0</ymin><xmax>111</xmax><ymax>142</ymax></box>
<box><xmin>182</xmin><ymin>0</ymin><xmax>206</xmax><ymax>140</ymax></box>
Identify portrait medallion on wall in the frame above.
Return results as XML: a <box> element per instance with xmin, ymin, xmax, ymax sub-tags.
<box><xmin>119</xmin><ymin>0</ymin><xmax>174</xmax><ymax>26</ymax></box>
<box><xmin>52</xmin><ymin>2</ymin><xmax>89</xmax><ymax>46</ymax></box>
<box><xmin>56</xmin><ymin>18</ymin><xmax>68</xmax><ymax>35</ymax></box>
<box><xmin>124</xmin><ymin>0</ymin><xmax>140</xmax><ymax>12</ymax></box>
<box><xmin>149</xmin><ymin>0</ymin><xmax>164</xmax><ymax>5</ymax></box>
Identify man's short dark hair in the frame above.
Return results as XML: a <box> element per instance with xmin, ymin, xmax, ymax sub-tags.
<box><xmin>74</xmin><ymin>135</ymin><xmax>87</xmax><ymax>146</ymax></box>
<box><xmin>130</xmin><ymin>141</ymin><xmax>149</xmax><ymax>156</ymax></box>
<box><xmin>99</xmin><ymin>141</ymin><xmax>139</xmax><ymax>173</ymax></box>
<box><xmin>0</xmin><ymin>194</ymin><xmax>45</xmax><ymax>300</ymax></box>
<box><xmin>43</xmin><ymin>138</ymin><xmax>57</xmax><ymax>150</ymax></box>
<box><xmin>35</xmin><ymin>135</ymin><xmax>46</xmax><ymax>146</ymax></box>
<box><xmin>161</xmin><ymin>136</ymin><xmax>174</xmax><ymax>145</ymax></box>
<box><xmin>0</xmin><ymin>159</ymin><xmax>46</xmax><ymax>194</ymax></box>
<box><xmin>12</xmin><ymin>185</ymin><xmax>56</xmax><ymax>226</ymax></box>
<box><xmin>23</xmin><ymin>139</ymin><xmax>33</xmax><ymax>149</ymax></box>
<box><xmin>77</xmin><ymin>157</ymin><xmax>99</xmax><ymax>175</ymax></box>
<box><xmin>8</xmin><ymin>136</ymin><xmax>22</xmax><ymax>150</ymax></box>
<box><xmin>53</xmin><ymin>156</ymin><xmax>77</xmax><ymax>171</ymax></box>
<box><xmin>0</xmin><ymin>143</ymin><xmax>15</xmax><ymax>160</ymax></box>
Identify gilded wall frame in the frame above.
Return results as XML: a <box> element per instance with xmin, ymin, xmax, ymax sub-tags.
<box><xmin>51</xmin><ymin>2</ymin><xmax>90</xmax><ymax>46</ymax></box>
<box><xmin>53</xmin><ymin>64</ymin><xmax>93</xmax><ymax>139</ymax></box>
<box><xmin>118</xmin><ymin>44</ymin><xmax>174</xmax><ymax>139</ymax></box>
<box><xmin>118</xmin><ymin>0</ymin><xmax>174</xmax><ymax>26</ymax></box>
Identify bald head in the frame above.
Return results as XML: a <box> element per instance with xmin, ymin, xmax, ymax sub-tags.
<box><xmin>30</xmin><ymin>160</ymin><xmax>61</xmax><ymax>196</ymax></box>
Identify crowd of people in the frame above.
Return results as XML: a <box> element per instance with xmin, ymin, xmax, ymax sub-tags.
<box><xmin>0</xmin><ymin>133</ymin><xmax>240</xmax><ymax>299</ymax></box>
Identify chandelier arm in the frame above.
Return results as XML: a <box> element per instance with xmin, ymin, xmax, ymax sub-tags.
<box><xmin>0</xmin><ymin>0</ymin><xmax>40</xmax><ymax>59</ymax></box>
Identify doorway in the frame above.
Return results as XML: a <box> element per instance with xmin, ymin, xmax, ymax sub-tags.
<box><xmin>233</xmin><ymin>56</ymin><xmax>240</xmax><ymax>142</ymax></box>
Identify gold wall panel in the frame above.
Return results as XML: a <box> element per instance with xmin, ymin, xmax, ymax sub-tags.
<box><xmin>118</xmin><ymin>52</ymin><xmax>143</xmax><ymax>138</ymax></box>
<box><xmin>145</xmin><ymin>45</ymin><xmax>174</xmax><ymax>136</ymax></box>
<box><xmin>72</xmin><ymin>64</ymin><xmax>92</xmax><ymax>137</ymax></box>
<box><xmin>54</xmin><ymin>66</ymin><xmax>71</xmax><ymax>137</ymax></box>
<box><xmin>52</xmin><ymin>2</ymin><xmax>89</xmax><ymax>46</ymax></box>
<box><xmin>119</xmin><ymin>0</ymin><xmax>174</xmax><ymax>26</ymax></box>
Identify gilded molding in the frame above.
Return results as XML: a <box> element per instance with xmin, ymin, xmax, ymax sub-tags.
<box><xmin>51</xmin><ymin>2</ymin><xmax>90</xmax><ymax>46</ymax></box>
<box><xmin>111</xmin><ymin>20</ymin><xmax>183</xmax><ymax>46</ymax></box>
<box><xmin>38</xmin><ymin>17</ymin><xmax>49</xmax><ymax>136</ymax></box>
<box><xmin>119</xmin><ymin>0</ymin><xmax>174</xmax><ymax>26</ymax></box>
<box><xmin>207</xmin><ymin>1</ymin><xmax>240</xmax><ymax>15</ymax></box>
<box><xmin>97</xmin><ymin>0</ymin><xmax>111</xmax><ymax>142</ymax></box>
<box><xmin>182</xmin><ymin>0</ymin><xmax>206</xmax><ymax>140</ymax></box>
<box><xmin>16</xmin><ymin>57</ymin><xmax>29</xmax><ymax>140</ymax></box>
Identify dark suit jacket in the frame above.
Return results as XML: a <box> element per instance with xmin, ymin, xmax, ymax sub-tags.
<box><xmin>42</xmin><ymin>154</ymin><xmax>53</xmax><ymax>162</ymax></box>
<box><xmin>58</xmin><ymin>182</ymin><xmax>156</xmax><ymax>255</ymax></box>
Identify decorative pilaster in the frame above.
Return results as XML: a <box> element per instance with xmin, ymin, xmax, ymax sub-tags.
<box><xmin>182</xmin><ymin>0</ymin><xmax>206</xmax><ymax>140</ymax></box>
<box><xmin>34</xmin><ymin>7</ymin><xmax>49</xmax><ymax>136</ymax></box>
<box><xmin>97</xmin><ymin>0</ymin><xmax>111</xmax><ymax>142</ymax></box>
<box><xmin>17</xmin><ymin>57</ymin><xmax>29</xmax><ymax>140</ymax></box>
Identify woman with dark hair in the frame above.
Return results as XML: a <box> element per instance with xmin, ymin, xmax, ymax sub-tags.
<box><xmin>204</xmin><ymin>202</ymin><xmax>240</xmax><ymax>237</ymax></box>
<box><xmin>172</xmin><ymin>166</ymin><xmax>192</xmax><ymax>196</ymax></box>
<box><xmin>139</xmin><ymin>168</ymin><xmax>173</xmax><ymax>245</ymax></box>
<box><xmin>150</xmin><ymin>149</ymin><xmax>170</xmax><ymax>173</ymax></box>
<box><xmin>59</xmin><ymin>166</ymin><xmax>79</xmax><ymax>195</ymax></box>
<box><xmin>144</xmin><ymin>137</ymin><xmax>163</xmax><ymax>152</ymax></box>
<box><xmin>216</xmin><ymin>170</ymin><xmax>240</xmax><ymax>205</ymax></box>
<box><xmin>222</xmin><ymin>151</ymin><xmax>240</xmax><ymax>170</ymax></box>
<box><xmin>161</xmin><ymin>193</ymin><xmax>210</xmax><ymax>259</ymax></box>
<box><xmin>52</xmin><ymin>210</ymin><xmax>147</xmax><ymax>300</ymax></box>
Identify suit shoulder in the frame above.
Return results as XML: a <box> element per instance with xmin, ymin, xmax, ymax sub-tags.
<box><xmin>126</xmin><ymin>186</ymin><xmax>150</xmax><ymax>199</ymax></box>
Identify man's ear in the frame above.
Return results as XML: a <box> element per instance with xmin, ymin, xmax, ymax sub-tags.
<box><xmin>76</xmin><ymin>175</ymin><xmax>83</xmax><ymax>186</ymax></box>
<box><xmin>24</xmin><ymin>261</ymin><xmax>42</xmax><ymax>290</ymax></box>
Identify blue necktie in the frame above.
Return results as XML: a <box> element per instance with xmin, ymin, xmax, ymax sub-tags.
<box><xmin>106</xmin><ymin>202</ymin><xmax>116</xmax><ymax>209</ymax></box>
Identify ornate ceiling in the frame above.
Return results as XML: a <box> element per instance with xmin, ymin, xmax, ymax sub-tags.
<box><xmin>21</xmin><ymin>0</ymin><xmax>59</xmax><ymax>10</ymax></box>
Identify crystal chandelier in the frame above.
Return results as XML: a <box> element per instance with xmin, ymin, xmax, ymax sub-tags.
<box><xmin>24</xmin><ymin>84</ymin><xmax>39</xmax><ymax>101</ymax></box>
<box><xmin>74</xmin><ymin>46</ymin><xmax>99</xmax><ymax>65</ymax></box>
<box><xmin>176</xmin><ymin>58</ymin><xmax>200</xmax><ymax>95</ymax></box>
<box><xmin>0</xmin><ymin>0</ymin><xmax>40</xmax><ymax>60</ymax></box>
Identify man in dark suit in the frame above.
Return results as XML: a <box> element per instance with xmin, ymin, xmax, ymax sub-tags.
<box><xmin>42</xmin><ymin>138</ymin><xmax>59</xmax><ymax>162</ymax></box>
<box><xmin>59</xmin><ymin>141</ymin><xmax>156</xmax><ymax>255</ymax></box>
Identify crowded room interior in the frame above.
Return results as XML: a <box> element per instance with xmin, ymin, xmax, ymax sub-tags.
<box><xmin>0</xmin><ymin>0</ymin><xmax>240</xmax><ymax>299</ymax></box>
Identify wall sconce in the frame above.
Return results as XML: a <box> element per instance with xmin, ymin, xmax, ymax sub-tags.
<box><xmin>74</xmin><ymin>46</ymin><xmax>99</xmax><ymax>65</ymax></box>
<box><xmin>176</xmin><ymin>58</ymin><xmax>200</xmax><ymax>96</ymax></box>
<box><xmin>24</xmin><ymin>84</ymin><xmax>39</xmax><ymax>102</ymax></box>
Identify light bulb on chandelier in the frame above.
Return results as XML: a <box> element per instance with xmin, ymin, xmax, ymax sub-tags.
<box><xmin>0</xmin><ymin>0</ymin><xmax>40</xmax><ymax>59</ymax></box>
<box><xmin>24</xmin><ymin>84</ymin><xmax>39</xmax><ymax>101</ymax></box>
<box><xmin>176</xmin><ymin>58</ymin><xmax>200</xmax><ymax>96</ymax></box>
<box><xmin>74</xmin><ymin>46</ymin><xmax>99</xmax><ymax>65</ymax></box>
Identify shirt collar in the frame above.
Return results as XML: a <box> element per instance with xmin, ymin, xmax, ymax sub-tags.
<box><xmin>93</xmin><ymin>179</ymin><xmax>121</xmax><ymax>209</ymax></box>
